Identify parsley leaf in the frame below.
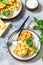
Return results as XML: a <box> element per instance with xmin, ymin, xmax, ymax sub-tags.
<box><xmin>34</xmin><ymin>47</ymin><xmax>39</xmax><ymax>54</ymax></box>
<box><xmin>0</xmin><ymin>0</ymin><xmax>8</xmax><ymax>4</ymax></box>
<box><xmin>33</xmin><ymin>17</ymin><xmax>43</xmax><ymax>43</ymax></box>
<box><xmin>39</xmin><ymin>37</ymin><xmax>43</xmax><ymax>43</ymax></box>
<box><xmin>3</xmin><ymin>10</ymin><xmax>10</xmax><ymax>16</ymax></box>
<box><xmin>34</xmin><ymin>17</ymin><xmax>43</xmax><ymax>25</ymax></box>
<box><xmin>33</xmin><ymin>25</ymin><xmax>43</xmax><ymax>30</ymax></box>
<box><xmin>26</xmin><ymin>38</ymin><xmax>33</xmax><ymax>47</ymax></box>
<box><xmin>41</xmin><ymin>55</ymin><xmax>43</xmax><ymax>60</ymax></box>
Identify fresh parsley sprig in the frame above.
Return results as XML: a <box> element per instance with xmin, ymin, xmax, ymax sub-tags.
<box><xmin>0</xmin><ymin>0</ymin><xmax>8</xmax><ymax>4</ymax></box>
<box><xmin>34</xmin><ymin>47</ymin><xmax>39</xmax><ymax>54</ymax></box>
<box><xmin>3</xmin><ymin>10</ymin><xmax>10</xmax><ymax>16</ymax></box>
<box><xmin>34</xmin><ymin>17</ymin><xmax>43</xmax><ymax>25</ymax></box>
<box><xmin>41</xmin><ymin>55</ymin><xmax>43</xmax><ymax>60</ymax></box>
<box><xmin>33</xmin><ymin>17</ymin><xmax>43</xmax><ymax>43</ymax></box>
<box><xmin>26</xmin><ymin>38</ymin><xmax>33</xmax><ymax>47</ymax></box>
<box><xmin>33</xmin><ymin>17</ymin><xmax>43</xmax><ymax>60</ymax></box>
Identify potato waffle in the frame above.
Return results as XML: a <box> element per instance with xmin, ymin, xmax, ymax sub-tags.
<box><xmin>12</xmin><ymin>30</ymin><xmax>35</xmax><ymax>57</ymax></box>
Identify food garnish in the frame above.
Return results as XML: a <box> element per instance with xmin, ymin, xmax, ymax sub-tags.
<box><xmin>41</xmin><ymin>55</ymin><xmax>43</xmax><ymax>60</ymax></box>
<box><xmin>26</xmin><ymin>38</ymin><xmax>33</xmax><ymax>47</ymax></box>
<box><xmin>3</xmin><ymin>10</ymin><xmax>10</xmax><ymax>16</ymax></box>
<box><xmin>34</xmin><ymin>47</ymin><xmax>39</xmax><ymax>54</ymax></box>
<box><xmin>0</xmin><ymin>0</ymin><xmax>8</xmax><ymax>4</ymax></box>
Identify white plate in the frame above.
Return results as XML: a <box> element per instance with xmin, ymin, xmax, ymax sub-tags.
<box><xmin>0</xmin><ymin>0</ymin><xmax>22</xmax><ymax>20</ymax></box>
<box><xmin>7</xmin><ymin>29</ymin><xmax>41</xmax><ymax>61</ymax></box>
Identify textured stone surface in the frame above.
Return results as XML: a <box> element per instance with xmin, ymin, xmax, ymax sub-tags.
<box><xmin>0</xmin><ymin>0</ymin><xmax>43</xmax><ymax>65</ymax></box>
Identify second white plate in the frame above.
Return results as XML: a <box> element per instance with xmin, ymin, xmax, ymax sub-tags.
<box><xmin>0</xmin><ymin>0</ymin><xmax>22</xmax><ymax>20</ymax></box>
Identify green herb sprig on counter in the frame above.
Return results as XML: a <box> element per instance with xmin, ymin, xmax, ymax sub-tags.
<box><xmin>34</xmin><ymin>17</ymin><xmax>43</xmax><ymax>25</ymax></box>
<box><xmin>33</xmin><ymin>17</ymin><xmax>43</xmax><ymax>43</ymax></box>
<box><xmin>33</xmin><ymin>17</ymin><xmax>43</xmax><ymax>60</ymax></box>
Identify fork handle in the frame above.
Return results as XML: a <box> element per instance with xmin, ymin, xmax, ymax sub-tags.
<box><xmin>17</xmin><ymin>16</ymin><xmax>30</xmax><ymax>33</ymax></box>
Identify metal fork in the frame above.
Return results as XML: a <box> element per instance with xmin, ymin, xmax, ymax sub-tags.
<box><xmin>7</xmin><ymin>16</ymin><xmax>30</xmax><ymax>47</ymax></box>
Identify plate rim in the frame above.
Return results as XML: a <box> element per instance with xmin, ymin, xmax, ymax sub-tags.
<box><xmin>7</xmin><ymin>29</ymin><xmax>41</xmax><ymax>61</ymax></box>
<box><xmin>1</xmin><ymin>0</ymin><xmax>22</xmax><ymax>20</ymax></box>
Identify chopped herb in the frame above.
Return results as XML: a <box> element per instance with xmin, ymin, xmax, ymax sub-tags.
<box><xmin>26</xmin><ymin>38</ymin><xmax>33</xmax><ymax>47</ymax></box>
<box><xmin>34</xmin><ymin>47</ymin><xmax>39</xmax><ymax>54</ymax></box>
<box><xmin>3</xmin><ymin>10</ymin><xmax>10</xmax><ymax>16</ymax></box>
<box><xmin>39</xmin><ymin>37</ymin><xmax>43</xmax><ymax>43</ymax></box>
<box><xmin>0</xmin><ymin>0</ymin><xmax>8</xmax><ymax>4</ymax></box>
<box><xmin>41</xmin><ymin>55</ymin><xmax>43</xmax><ymax>60</ymax></box>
